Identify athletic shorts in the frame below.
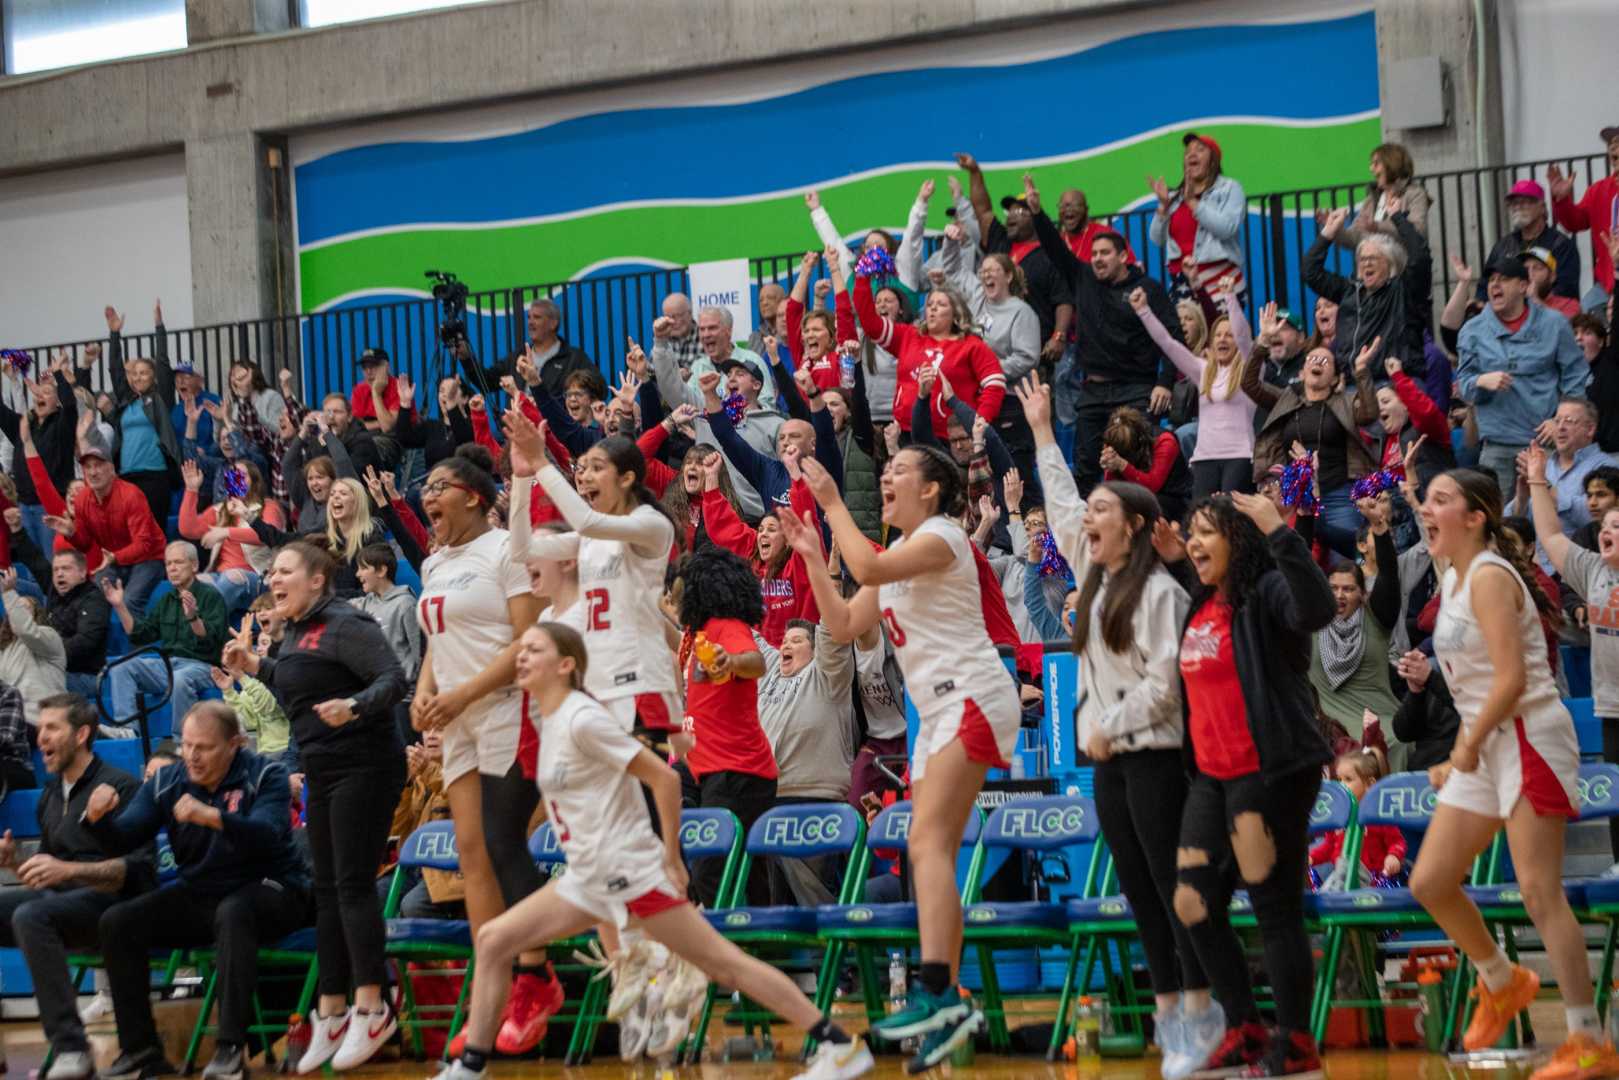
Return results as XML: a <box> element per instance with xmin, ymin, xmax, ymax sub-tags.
<box><xmin>604</xmin><ymin>691</ymin><xmax>681</xmax><ymax>733</ymax></box>
<box><xmin>439</xmin><ymin>689</ymin><xmax>525</xmax><ymax>787</ymax></box>
<box><xmin>554</xmin><ymin>873</ymin><xmax>687</xmax><ymax>930</ymax></box>
<box><xmin>911</xmin><ymin>687</ymin><xmax>1020</xmax><ymax>784</ymax></box>
<box><xmin>1437</xmin><ymin>715</ymin><xmax>1579</xmax><ymax>821</ymax></box>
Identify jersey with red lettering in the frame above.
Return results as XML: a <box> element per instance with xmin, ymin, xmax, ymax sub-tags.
<box><xmin>537</xmin><ymin>690</ymin><xmax>670</xmax><ymax>906</ymax></box>
<box><xmin>876</xmin><ymin>515</ymin><xmax>1015</xmax><ymax>714</ymax></box>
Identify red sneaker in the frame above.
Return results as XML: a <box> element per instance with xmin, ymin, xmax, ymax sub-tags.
<box><xmin>495</xmin><ymin>966</ymin><xmax>565</xmax><ymax>1055</ymax></box>
<box><xmin>1241</xmin><ymin>1030</ymin><xmax>1324</xmax><ymax>1078</ymax></box>
<box><xmin>445</xmin><ymin>1030</ymin><xmax>466</xmax><ymax>1061</ymax></box>
<box><xmin>1192</xmin><ymin>1021</ymin><xmax>1269</xmax><ymax>1078</ymax></box>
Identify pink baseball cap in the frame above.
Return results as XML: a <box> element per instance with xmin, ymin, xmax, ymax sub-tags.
<box><xmin>1505</xmin><ymin>179</ymin><xmax>1545</xmax><ymax>202</ymax></box>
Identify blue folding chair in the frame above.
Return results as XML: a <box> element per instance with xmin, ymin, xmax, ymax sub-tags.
<box><xmin>382</xmin><ymin>820</ymin><xmax>474</xmax><ymax>1059</ymax></box>
<box><xmin>688</xmin><ymin>803</ymin><xmax>868</xmax><ymax>1063</ymax></box>
<box><xmin>0</xmin><ymin>789</ymin><xmax>43</xmax><ymax>839</ymax></box>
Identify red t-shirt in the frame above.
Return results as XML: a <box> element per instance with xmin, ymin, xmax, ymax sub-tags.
<box><xmin>1180</xmin><ymin>597</ymin><xmax>1259</xmax><ymax>779</ymax></box>
<box><xmin>1500</xmin><ymin>306</ymin><xmax>1530</xmax><ymax>334</ymax></box>
<box><xmin>683</xmin><ymin>617</ymin><xmax>778</xmax><ymax>781</ymax></box>
<box><xmin>1010</xmin><ymin>239</ymin><xmax>1040</xmax><ymax>264</ymax></box>
<box><xmin>1064</xmin><ymin>221</ymin><xmax>1137</xmax><ymax>263</ymax></box>
<box><xmin>349</xmin><ymin>377</ymin><xmax>416</xmax><ymax>422</ymax></box>
<box><xmin>1168</xmin><ymin>202</ymin><xmax>1199</xmax><ymax>275</ymax></box>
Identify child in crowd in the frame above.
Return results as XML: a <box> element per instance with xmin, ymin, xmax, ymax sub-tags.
<box><xmin>1311</xmin><ymin>749</ymin><xmax>1407</xmax><ymax>890</ymax></box>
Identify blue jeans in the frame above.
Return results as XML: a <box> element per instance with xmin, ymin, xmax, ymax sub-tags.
<box><xmin>200</xmin><ymin>570</ymin><xmax>262</xmax><ymax>615</ymax></box>
<box><xmin>105</xmin><ymin>560</ymin><xmax>165</xmax><ymax>618</ymax></box>
<box><xmin>64</xmin><ymin>671</ymin><xmax>99</xmax><ymax>703</ymax></box>
<box><xmin>1316</xmin><ymin>483</ymin><xmax>1361</xmax><ymax>560</ymax></box>
<box><xmin>107</xmin><ymin>654</ymin><xmax>213</xmax><ymax>730</ymax></box>
<box><xmin>18</xmin><ymin>503</ymin><xmax>54</xmax><ymax>560</ymax></box>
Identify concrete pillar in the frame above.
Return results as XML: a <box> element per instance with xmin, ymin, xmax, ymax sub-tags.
<box><xmin>186</xmin><ymin>0</ymin><xmax>294</xmax><ymax>46</ymax></box>
<box><xmin>1375</xmin><ymin>0</ymin><xmax>1504</xmax><ymax>175</ymax></box>
<box><xmin>184</xmin><ymin>133</ymin><xmax>292</xmax><ymax>327</ymax></box>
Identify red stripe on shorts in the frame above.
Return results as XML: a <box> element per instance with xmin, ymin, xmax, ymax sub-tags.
<box><xmin>517</xmin><ymin>690</ymin><xmax>539</xmax><ymax>780</ymax></box>
<box><xmin>957</xmin><ymin>697</ymin><xmax>1010</xmax><ymax>769</ymax></box>
<box><xmin>636</xmin><ymin>692</ymin><xmax>673</xmax><ymax>732</ymax></box>
<box><xmin>625</xmin><ymin>886</ymin><xmax>687</xmax><ymax>919</ymax></box>
<box><xmin>1515</xmin><ymin>717</ymin><xmax>1576</xmax><ymax>819</ymax></box>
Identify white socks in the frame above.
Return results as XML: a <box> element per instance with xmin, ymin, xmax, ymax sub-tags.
<box><xmin>1567</xmin><ymin>1005</ymin><xmax>1603</xmax><ymax>1038</ymax></box>
<box><xmin>1476</xmin><ymin>947</ymin><xmax>1514</xmax><ymax>993</ymax></box>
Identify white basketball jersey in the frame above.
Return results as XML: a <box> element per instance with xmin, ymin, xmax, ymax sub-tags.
<box><xmin>572</xmin><ymin>507</ymin><xmax>677</xmax><ymax>701</ymax></box>
<box><xmin>1434</xmin><ymin>551</ymin><xmax>1567</xmax><ymax>729</ymax></box>
<box><xmin>875</xmin><ymin>516</ymin><xmax>1011</xmax><ymax>714</ymax></box>
<box><xmin>418</xmin><ymin>528</ymin><xmax>528</xmax><ymax>730</ymax></box>
<box><xmin>536</xmin><ymin>691</ymin><xmax>668</xmax><ymax>900</ymax></box>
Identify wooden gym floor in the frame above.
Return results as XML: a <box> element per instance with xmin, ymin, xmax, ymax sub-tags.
<box><xmin>0</xmin><ymin>1000</ymin><xmax>1571</xmax><ymax>1079</ymax></box>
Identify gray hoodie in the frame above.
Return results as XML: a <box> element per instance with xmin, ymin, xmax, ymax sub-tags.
<box><xmin>754</xmin><ymin>626</ymin><xmax>857</xmax><ymax>800</ymax></box>
<box><xmin>354</xmin><ymin>582</ymin><xmax>422</xmax><ymax>685</ymax></box>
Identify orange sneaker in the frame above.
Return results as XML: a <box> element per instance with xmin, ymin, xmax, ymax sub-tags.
<box><xmin>1462</xmin><ymin>965</ymin><xmax>1540</xmax><ymax>1051</ymax></box>
<box><xmin>1529</xmin><ymin>1033</ymin><xmax>1619</xmax><ymax>1080</ymax></box>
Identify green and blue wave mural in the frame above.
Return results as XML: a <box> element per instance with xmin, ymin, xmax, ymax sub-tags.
<box><xmin>290</xmin><ymin>8</ymin><xmax>1378</xmax><ymax>390</ymax></box>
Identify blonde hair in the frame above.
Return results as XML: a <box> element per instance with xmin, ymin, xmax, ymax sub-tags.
<box><xmin>1198</xmin><ymin>316</ymin><xmax>1248</xmax><ymax>401</ymax></box>
<box><xmin>1176</xmin><ymin>300</ymin><xmax>1208</xmax><ymax>354</ymax></box>
<box><xmin>325</xmin><ymin>477</ymin><xmax>374</xmax><ymax>563</ymax></box>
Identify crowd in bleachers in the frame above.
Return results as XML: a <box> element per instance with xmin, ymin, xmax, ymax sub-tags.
<box><xmin>0</xmin><ymin>124</ymin><xmax>1617</xmax><ymax>1080</ymax></box>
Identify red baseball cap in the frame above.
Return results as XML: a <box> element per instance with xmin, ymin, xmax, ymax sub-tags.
<box><xmin>1505</xmin><ymin>179</ymin><xmax>1545</xmax><ymax>202</ymax></box>
<box><xmin>1182</xmin><ymin>131</ymin><xmax>1222</xmax><ymax>159</ymax></box>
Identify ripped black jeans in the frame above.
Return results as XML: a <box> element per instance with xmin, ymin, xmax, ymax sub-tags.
<box><xmin>1173</xmin><ymin>768</ymin><xmax>1319</xmax><ymax>1033</ymax></box>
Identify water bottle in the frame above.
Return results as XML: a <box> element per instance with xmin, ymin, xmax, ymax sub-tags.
<box><xmin>1418</xmin><ymin>967</ymin><xmax>1445</xmax><ymax>1052</ymax></box>
<box><xmin>1075</xmin><ymin>995</ymin><xmax>1101</xmax><ymax>1065</ymax></box>
<box><xmin>887</xmin><ymin>951</ymin><xmax>907</xmax><ymax>1013</ymax></box>
<box><xmin>284</xmin><ymin>1013</ymin><xmax>311</xmax><ymax>1066</ymax></box>
<box><xmin>839</xmin><ymin>352</ymin><xmax>857</xmax><ymax>390</ymax></box>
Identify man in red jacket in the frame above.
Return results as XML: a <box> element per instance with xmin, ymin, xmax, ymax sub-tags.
<box><xmin>1549</xmin><ymin>127</ymin><xmax>1619</xmax><ymax>299</ymax></box>
<box><xmin>65</xmin><ymin>435</ymin><xmax>167</xmax><ymax>616</ymax></box>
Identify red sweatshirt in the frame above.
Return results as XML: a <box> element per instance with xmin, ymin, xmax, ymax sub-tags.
<box><xmin>1108</xmin><ymin>431</ymin><xmax>1181</xmax><ymax>493</ymax></box>
<box><xmin>785</xmin><ymin>293</ymin><xmax>858</xmax><ymax>390</ymax></box>
<box><xmin>1310</xmin><ymin>824</ymin><xmax>1407</xmax><ymax>876</ymax></box>
<box><xmin>70</xmin><ymin>479</ymin><xmax>166</xmax><ymax>568</ymax></box>
<box><xmin>852</xmin><ymin>276</ymin><xmax>1006</xmax><ymax>437</ymax></box>
<box><xmin>475</xmin><ymin>397</ymin><xmax>574</xmax><ymax>527</ymax></box>
<box><xmin>1553</xmin><ymin>173</ymin><xmax>1618</xmax><ymax>294</ymax></box>
<box><xmin>972</xmin><ymin>543</ymin><xmax>1019</xmax><ymax>651</ymax></box>
<box><xmin>700</xmin><ymin>481</ymin><xmax>821</xmax><ymax>646</ymax></box>
<box><xmin>26</xmin><ymin>453</ymin><xmax>101</xmax><ymax>566</ymax></box>
<box><xmin>1379</xmin><ymin>371</ymin><xmax>1449</xmax><ymax>470</ymax></box>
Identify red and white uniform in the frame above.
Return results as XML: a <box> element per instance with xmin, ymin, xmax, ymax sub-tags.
<box><xmin>1432</xmin><ymin>551</ymin><xmax>1578</xmax><ymax>820</ymax></box>
<box><xmin>538</xmin><ymin>691</ymin><xmax>685</xmax><ymax>927</ymax></box>
<box><xmin>510</xmin><ymin>469</ymin><xmax>680</xmax><ymax>729</ymax></box>
<box><xmin>877</xmin><ymin>516</ymin><xmax>1020</xmax><ymax>781</ymax></box>
<box><xmin>419</xmin><ymin>528</ymin><xmax>531</xmax><ymax>785</ymax></box>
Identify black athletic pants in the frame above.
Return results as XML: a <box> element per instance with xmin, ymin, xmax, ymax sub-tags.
<box><xmin>681</xmin><ymin>768</ymin><xmax>777</xmax><ymax>908</ymax></box>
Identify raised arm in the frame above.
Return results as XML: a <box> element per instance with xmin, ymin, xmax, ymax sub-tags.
<box><xmin>1303</xmin><ymin>209</ymin><xmax>1353</xmax><ymax>303</ymax></box>
<box><xmin>895</xmin><ymin>181</ymin><xmax>932</xmax><ymax>291</ymax></box>
<box><xmin>1131</xmin><ymin>288</ymin><xmax>1206</xmax><ymax>384</ymax></box>
<box><xmin>1524</xmin><ymin>444</ymin><xmax>1573</xmax><ymax>575</ymax></box>
<box><xmin>1016</xmin><ymin>372</ymin><xmax>1090</xmax><ymax>582</ymax></box>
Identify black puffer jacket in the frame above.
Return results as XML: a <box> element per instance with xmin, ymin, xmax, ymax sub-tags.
<box><xmin>1304</xmin><ymin>211</ymin><xmax>1432</xmax><ymax>380</ymax></box>
<box><xmin>1176</xmin><ymin>525</ymin><xmax>1336</xmax><ymax>784</ymax></box>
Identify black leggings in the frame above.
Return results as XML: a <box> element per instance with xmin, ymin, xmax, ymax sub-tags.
<box><xmin>1191</xmin><ymin>457</ymin><xmax>1255</xmax><ymax>500</ymax></box>
<box><xmin>480</xmin><ymin>760</ymin><xmax>545</xmax><ymax>907</ymax></box>
<box><xmin>1174</xmin><ymin>768</ymin><xmax>1319</xmax><ymax>1033</ymax></box>
<box><xmin>304</xmin><ymin>748</ymin><xmax>407</xmax><ymax>995</ymax></box>
<box><xmin>1093</xmin><ymin>750</ymin><xmax>1206</xmax><ymax>995</ymax></box>
<box><xmin>122</xmin><ymin>469</ymin><xmax>172</xmax><ymax>534</ymax></box>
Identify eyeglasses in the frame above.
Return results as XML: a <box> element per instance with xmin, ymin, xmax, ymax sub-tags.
<box><xmin>422</xmin><ymin>479</ymin><xmax>476</xmax><ymax>498</ymax></box>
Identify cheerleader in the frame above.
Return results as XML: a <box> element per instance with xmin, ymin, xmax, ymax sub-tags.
<box><xmin>1408</xmin><ymin>469</ymin><xmax>1616</xmax><ymax>1079</ymax></box>
<box><xmin>431</xmin><ymin>623</ymin><xmax>873</xmax><ymax>1080</ymax></box>
<box><xmin>778</xmin><ymin>444</ymin><xmax>1021</xmax><ymax>1073</ymax></box>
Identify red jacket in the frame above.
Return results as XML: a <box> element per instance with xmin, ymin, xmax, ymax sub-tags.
<box><xmin>852</xmin><ymin>276</ymin><xmax>1006</xmax><ymax>437</ymax></box>
<box><xmin>1553</xmin><ymin>174</ymin><xmax>1618</xmax><ymax>294</ymax></box>
<box><xmin>700</xmin><ymin>481</ymin><xmax>821</xmax><ymax>646</ymax></box>
<box><xmin>784</xmin><ymin>293</ymin><xmax>857</xmax><ymax>390</ymax></box>
<box><xmin>25</xmin><ymin>453</ymin><xmax>101</xmax><ymax>566</ymax></box>
<box><xmin>70</xmin><ymin>479</ymin><xmax>166</xmax><ymax>567</ymax></box>
<box><xmin>1108</xmin><ymin>431</ymin><xmax>1181</xmax><ymax>493</ymax></box>
<box><xmin>1379</xmin><ymin>371</ymin><xmax>1450</xmax><ymax>470</ymax></box>
<box><xmin>1310</xmin><ymin>824</ymin><xmax>1407</xmax><ymax>876</ymax></box>
<box><xmin>472</xmin><ymin>397</ymin><xmax>574</xmax><ymax>528</ymax></box>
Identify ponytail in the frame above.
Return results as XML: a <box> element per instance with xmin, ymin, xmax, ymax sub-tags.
<box><xmin>1488</xmin><ymin>521</ymin><xmax>1562</xmax><ymax>627</ymax></box>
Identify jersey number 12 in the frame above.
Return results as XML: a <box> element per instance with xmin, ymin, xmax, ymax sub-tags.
<box><xmin>585</xmin><ymin>588</ymin><xmax>611</xmax><ymax>632</ymax></box>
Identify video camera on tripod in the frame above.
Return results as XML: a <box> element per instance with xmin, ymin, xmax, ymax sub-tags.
<box><xmin>425</xmin><ymin>269</ymin><xmax>469</xmax><ymax>347</ymax></box>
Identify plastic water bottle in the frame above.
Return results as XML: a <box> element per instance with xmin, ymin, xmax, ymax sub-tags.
<box><xmin>1075</xmin><ymin>995</ymin><xmax>1101</xmax><ymax>1065</ymax></box>
<box><xmin>1418</xmin><ymin>967</ymin><xmax>1446</xmax><ymax>1052</ymax></box>
<box><xmin>839</xmin><ymin>352</ymin><xmax>857</xmax><ymax>390</ymax></box>
<box><xmin>887</xmin><ymin>952</ymin><xmax>907</xmax><ymax>1013</ymax></box>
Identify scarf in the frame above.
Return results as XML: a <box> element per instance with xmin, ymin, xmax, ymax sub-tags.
<box><xmin>1318</xmin><ymin>607</ymin><xmax>1366</xmax><ymax>691</ymax></box>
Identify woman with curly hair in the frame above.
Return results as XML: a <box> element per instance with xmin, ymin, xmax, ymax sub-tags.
<box><xmin>1100</xmin><ymin>406</ymin><xmax>1192</xmax><ymax>524</ymax></box>
<box><xmin>1162</xmin><ymin>489</ymin><xmax>1335</xmax><ymax>1078</ymax></box>
<box><xmin>673</xmin><ymin>548</ymin><xmax>775</xmax><ymax>907</ymax></box>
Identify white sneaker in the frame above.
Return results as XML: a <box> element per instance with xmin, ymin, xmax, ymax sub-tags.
<box><xmin>792</xmin><ymin>1038</ymin><xmax>875</xmax><ymax>1079</ymax></box>
<box><xmin>1602</xmin><ymin>861</ymin><xmax>1619</xmax><ymax>879</ymax></box>
<box><xmin>297</xmin><ymin>1008</ymin><xmax>351</xmax><ymax>1074</ymax></box>
<box><xmin>606</xmin><ymin>939</ymin><xmax>658</xmax><ymax>1021</ymax></box>
<box><xmin>619</xmin><ymin>985</ymin><xmax>658</xmax><ymax>1061</ymax></box>
<box><xmin>79</xmin><ymin>991</ymin><xmax>115</xmax><ymax>1025</ymax></box>
<box><xmin>330</xmin><ymin>1002</ymin><xmax>396</xmax><ymax>1070</ymax></box>
<box><xmin>43</xmin><ymin>1050</ymin><xmax>94</xmax><ymax>1080</ymax></box>
<box><xmin>426</xmin><ymin>1059</ymin><xmax>484</xmax><ymax>1080</ymax></box>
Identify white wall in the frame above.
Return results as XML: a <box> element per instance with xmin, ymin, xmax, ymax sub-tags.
<box><xmin>1500</xmin><ymin>0</ymin><xmax>1619</xmax><ymax>164</ymax></box>
<box><xmin>0</xmin><ymin>153</ymin><xmax>193</xmax><ymax>348</ymax></box>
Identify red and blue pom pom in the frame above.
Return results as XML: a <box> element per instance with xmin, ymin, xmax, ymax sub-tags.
<box><xmin>721</xmin><ymin>392</ymin><xmax>746</xmax><ymax>424</ymax></box>
<box><xmin>1280</xmin><ymin>459</ymin><xmax>1317</xmax><ymax>513</ymax></box>
<box><xmin>1038</xmin><ymin>528</ymin><xmax>1074</xmax><ymax>586</ymax></box>
<box><xmin>1</xmin><ymin>349</ymin><xmax>30</xmax><ymax>377</ymax></box>
<box><xmin>1350</xmin><ymin>469</ymin><xmax>1400</xmax><ymax>503</ymax></box>
<box><xmin>854</xmin><ymin>247</ymin><xmax>896</xmax><ymax>279</ymax></box>
<box><xmin>222</xmin><ymin>466</ymin><xmax>250</xmax><ymax>499</ymax></box>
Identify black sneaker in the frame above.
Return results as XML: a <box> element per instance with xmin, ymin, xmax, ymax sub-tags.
<box><xmin>97</xmin><ymin>1047</ymin><xmax>176</xmax><ymax>1080</ymax></box>
<box><xmin>201</xmin><ymin>1043</ymin><xmax>247</xmax><ymax>1080</ymax></box>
